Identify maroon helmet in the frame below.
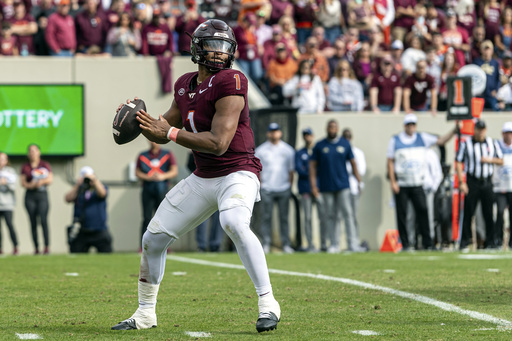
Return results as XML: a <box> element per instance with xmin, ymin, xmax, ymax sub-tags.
<box><xmin>189</xmin><ymin>19</ymin><xmax>237</xmax><ymax>71</ymax></box>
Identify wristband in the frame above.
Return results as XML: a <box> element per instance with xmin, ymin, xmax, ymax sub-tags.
<box><xmin>167</xmin><ymin>127</ymin><xmax>178</xmax><ymax>142</ymax></box>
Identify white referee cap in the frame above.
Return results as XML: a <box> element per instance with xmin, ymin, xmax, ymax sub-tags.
<box><xmin>502</xmin><ymin>122</ymin><xmax>512</xmax><ymax>133</ymax></box>
<box><xmin>403</xmin><ymin>114</ymin><xmax>418</xmax><ymax>125</ymax></box>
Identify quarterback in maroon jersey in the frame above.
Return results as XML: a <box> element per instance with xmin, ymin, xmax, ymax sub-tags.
<box><xmin>112</xmin><ymin>19</ymin><xmax>280</xmax><ymax>333</ymax></box>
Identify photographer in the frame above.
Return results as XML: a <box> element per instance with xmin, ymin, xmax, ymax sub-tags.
<box><xmin>64</xmin><ymin>166</ymin><xmax>112</xmax><ymax>253</ymax></box>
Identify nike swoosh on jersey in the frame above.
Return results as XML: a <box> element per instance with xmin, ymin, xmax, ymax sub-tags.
<box><xmin>199</xmin><ymin>88</ymin><xmax>207</xmax><ymax>94</ymax></box>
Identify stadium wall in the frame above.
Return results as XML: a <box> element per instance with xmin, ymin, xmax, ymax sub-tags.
<box><xmin>3</xmin><ymin>57</ymin><xmax>512</xmax><ymax>255</ymax></box>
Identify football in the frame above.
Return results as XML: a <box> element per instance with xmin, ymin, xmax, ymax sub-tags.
<box><xmin>112</xmin><ymin>99</ymin><xmax>145</xmax><ymax>145</ymax></box>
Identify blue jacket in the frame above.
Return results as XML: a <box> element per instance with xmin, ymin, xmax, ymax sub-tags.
<box><xmin>74</xmin><ymin>185</ymin><xmax>108</xmax><ymax>231</ymax></box>
<box><xmin>473</xmin><ymin>58</ymin><xmax>501</xmax><ymax>95</ymax></box>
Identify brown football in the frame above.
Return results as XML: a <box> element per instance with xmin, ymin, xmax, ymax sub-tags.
<box><xmin>112</xmin><ymin>99</ymin><xmax>145</xmax><ymax>145</ymax></box>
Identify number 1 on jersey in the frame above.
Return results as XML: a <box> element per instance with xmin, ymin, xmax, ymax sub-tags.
<box><xmin>187</xmin><ymin>110</ymin><xmax>198</xmax><ymax>133</ymax></box>
<box><xmin>234</xmin><ymin>74</ymin><xmax>241</xmax><ymax>90</ymax></box>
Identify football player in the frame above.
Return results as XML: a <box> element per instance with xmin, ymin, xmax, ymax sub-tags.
<box><xmin>111</xmin><ymin>19</ymin><xmax>280</xmax><ymax>333</ymax></box>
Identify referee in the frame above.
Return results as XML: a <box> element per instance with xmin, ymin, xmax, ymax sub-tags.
<box><xmin>456</xmin><ymin>120</ymin><xmax>503</xmax><ymax>250</ymax></box>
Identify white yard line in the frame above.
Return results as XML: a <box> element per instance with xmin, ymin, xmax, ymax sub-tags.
<box><xmin>15</xmin><ymin>334</ymin><xmax>42</xmax><ymax>340</ymax></box>
<box><xmin>168</xmin><ymin>255</ymin><xmax>512</xmax><ymax>328</ymax></box>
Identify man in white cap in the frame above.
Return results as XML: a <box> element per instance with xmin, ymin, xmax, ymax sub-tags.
<box><xmin>64</xmin><ymin>166</ymin><xmax>112</xmax><ymax>253</ymax></box>
<box><xmin>387</xmin><ymin>114</ymin><xmax>459</xmax><ymax>250</ymax></box>
<box><xmin>493</xmin><ymin>122</ymin><xmax>512</xmax><ymax>248</ymax></box>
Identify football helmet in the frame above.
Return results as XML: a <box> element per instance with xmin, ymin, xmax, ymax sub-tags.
<box><xmin>189</xmin><ymin>19</ymin><xmax>237</xmax><ymax>71</ymax></box>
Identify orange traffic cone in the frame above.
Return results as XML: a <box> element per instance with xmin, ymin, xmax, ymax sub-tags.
<box><xmin>380</xmin><ymin>230</ymin><xmax>403</xmax><ymax>253</ymax></box>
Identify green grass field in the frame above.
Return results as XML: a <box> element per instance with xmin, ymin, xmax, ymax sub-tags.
<box><xmin>2</xmin><ymin>251</ymin><xmax>512</xmax><ymax>340</ymax></box>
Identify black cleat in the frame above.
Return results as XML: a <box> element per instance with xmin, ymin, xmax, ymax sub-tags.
<box><xmin>256</xmin><ymin>312</ymin><xmax>279</xmax><ymax>333</ymax></box>
<box><xmin>111</xmin><ymin>318</ymin><xmax>156</xmax><ymax>330</ymax></box>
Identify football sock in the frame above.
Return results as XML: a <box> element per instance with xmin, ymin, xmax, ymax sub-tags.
<box><xmin>138</xmin><ymin>281</ymin><xmax>160</xmax><ymax>310</ymax></box>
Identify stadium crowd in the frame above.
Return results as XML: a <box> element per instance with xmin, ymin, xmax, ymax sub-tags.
<box><xmin>2</xmin><ymin>0</ymin><xmax>512</xmax><ymax>112</ymax></box>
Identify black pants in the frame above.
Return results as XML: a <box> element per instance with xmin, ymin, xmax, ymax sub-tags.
<box><xmin>140</xmin><ymin>188</ymin><xmax>166</xmax><ymax>244</ymax></box>
<box><xmin>70</xmin><ymin>229</ymin><xmax>112</xmax><ymax>253</ymax></box>
<box><xmin>0</xmin><ymin>210</ymin><xmax>18</xmax><ymax>249</ymax></box>
<box><xmin>25</xmin><ymin>190</ymin><xmax>50</xmax><ymax>249</ymax></box>
<box><xmin>461</xmin><ymin>177</ymin><xmax>495</xmax><ymax>248</ymax></box>
<box><xmin>494</xmin><ymin>192</ymin><xmax>512</xmax><ymax>247</ymax></box>
<box><xmin>395</xmin><ymin>186</ymin><xmax>432</xmax><ymax>249</ymax></box>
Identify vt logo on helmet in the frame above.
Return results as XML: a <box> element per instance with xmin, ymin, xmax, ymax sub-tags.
<box><xmin>188</xmin><ymin>19</ymin><xmax>238</xmax><ymax>71</ymax></box>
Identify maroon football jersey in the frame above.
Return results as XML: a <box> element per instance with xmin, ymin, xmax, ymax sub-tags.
<box><xmin>174</xmin><ymin>69</ymin><xmax>262</xmax><ymax>178</ymax></box>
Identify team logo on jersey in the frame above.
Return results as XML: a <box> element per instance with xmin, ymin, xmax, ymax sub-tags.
<box><xmin>199</xmin><ymin>88</ymin><xmax>208</xmax><ymax>94</ymax></box>
<box><xmin>336</xmin><ymin>146</ymin><xmax>345</xmax><ymax>154</ymax></box>
<box><xmin>189</xmin><ymin>93</ymin><xmax>196</xmax><ymax>99</ymax></box>
<box><xmin>322</xmin><ymin>147</ymin><xmax>330</xmax><ymax>154</ymax></box>
<box><xmin>178</xmin><ymin>88</ymin><xmax>185</xmax><ymax>96</ymax></box>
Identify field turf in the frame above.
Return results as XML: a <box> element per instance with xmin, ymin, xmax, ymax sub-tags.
<box><xmin>2</xmin><ymin>251</ymin><xmax>512</xmax><ymax>340</ymax></box>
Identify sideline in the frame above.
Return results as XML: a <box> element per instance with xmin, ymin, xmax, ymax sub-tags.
<box><xmin>168</xmin><ymin>255</ymin><xmax>512</xmax><ymax>328</ymax></box>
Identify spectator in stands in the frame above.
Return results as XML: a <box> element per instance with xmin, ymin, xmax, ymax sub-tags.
<box><xmin>132</xmin><ymin>1</ymin><xmax>151</xmax><ymax>30</ymax></box>
<box><xmin>65</xmin><ymin>166</ymin><xmax>113</xmax><ymax>253</ymax></box>
<box><xmin>371</xmin><ymin>0</ymin><xmax>394</xmax><ymax>45</ymax></box>
<box><xmin>45</xmin><ymin>0</ymin><xmax>76</xmax><ymax>57</ymax></box>
<box><xmin>269</xmin><ymin>0</ymin><xmax>293</xmax><ymax>26</ymax></box>
<box><xmin>344</xmin><ymin>26</ymin><xmax>360</xmax><ymax>63</ymax></box>
<box><xmin>233</xmin><ymin>12</ymin><xmax>264</xmax><ymax>85</ymax></box>
<box><xmin>390</xmin><ymin>39</ymin><xmax>404</xmax><ymax>77</ymax></box>
<box><xmin>266</xmin><ymin>43</ymin><xmax>298</xmax><ymax>105</ymax></box>
<box><xmin>431</xmin><ymin>32</ymin><xmax>447</xmax><ymax>62</ymax></box>
<box><xmin>369</xmin><ymin>54</ymin><xmax>402</xmax><ymax>113</ymax></box>
<box><xmin>21</xmin><ymin>144</ymin><xmax>53</xmax><ymax>255</ymax></box>
<box><xmin>470</xmin><ymin>24</ymin><xmax>486</xmax><ymax>62</ymax></box>
<box><xmin>237</xmin><ymin>0</ymin><xmax>271</xmax><ymax>24</ymax></box>
<box><xmin>0</xmin><ymin>152</ymin><xmax>18</xmax><ymax>256</ymax></box>
<box><xmin>278</xmin><ymin>15</ymin><xmax>300</xmax><ymax>59</ymax></box>
<box><xmin>441</xmin><ymin>8</ymin><xmax>470</xmax><ymax>67</ymax></box>
<box><xmin>495</xmin><ymin>6</ymin><xmax>512</xmax><ymax>57</ymax></box>
<box><xmin>405</xmin><ymin>3</ymin><xmax>431</xmax><ymax>44</ymax></box>
<box><xmin>403</xmin><ymin>59</ymin><xmax>437</xmax><ymax>115</ymax></box>
<box><xmin>367</xmin><ymin>26</ymin><xmax>389</xmax><ymax>59</ymax></box>
<box><xmin>174</xmin><ymin>0</ymin><xmax>205</xmax><ymax>55</ymax></box>
<box><xmin>347</xmin><ymin>0</ymin><xmax>376</xmax><ymax>40</ymax></box>
<box><xmin>104</xmin><ymin>0</ymin><xmax>126</xmax><ymax>30</ymax></box>
<box><xmin>352</xmin><ymin>41</ymin><xmax>373</xmax><ymax>94</ymax></box>
<box><xmin>255</xmin><ymin>10</ymin><xmax>272</xmax><ymax>46</ymax></box>
<box><xmin>141</xmin><ymin>7</ymin><xmax>173</xmax><ymax>56</ymax></box>
<box><xmin>7</xmin><ymin>0</ymin><xmax>37</xmax><ymax>55</ymax></box>
<box><xmin>425</xmin><ymin>46</ymin><xmax>441</xmax><ymax>89</ymax></box>
<box><xmin>311</xmin><ymin>26</ymin><xmax>334</xmax><ymax>58</ymax></box>
<box><xmin>474</xmin><ymin>40</ymin><xmax>501</xmax><ymax>111</ymax></box>
<box><xmin>295</xmin><ymin>127</ymin><xmax>320</xmax><ymax>253</ymax></box>
<box><xmin>106</xmin><ymin>11</ymin><xmax>141</xmax><ymax>56</ymax></box>
<box><xmin>75</xmin><ymin>0</ymin><xmax>109</xmax><ymax>54</ymax></box>
<box><xmin>292</xmin><ymin>0</ymin><xmax>318</xmax><ymax>45</ymax></box>
<box><xmin>328</xmin><ymin>38</ymin><xmax>348</xmax><ymax>79</ymax></box>
<box><xmin>392</xmin><ymin>0</ymin><xmax>416</xmax><ymax>42</ymax></box>
<box><xmin>498</xmin><ymin>77</ymin><xmax>512</xmax><ymax>110</ymax></box>
<box><xmin>401</xmin><ymin>35</ymin><xmax>426</xmax><ymax>77</ymax></box>
<box><xmin>262</xmin><ymin>24</ymin><xmax>286</xmax><ymax>70</ymax></box>
<box><xmin>500</xmin><ymin>51</ymin><xmax>512</xmax><ymax>85</ymax></box>
<box><xmin>481</xmin><ymin>0</ymin><xmax>501</xmax><ymax>41</ymax></box>
<box><xmin>0</xmin><ymin>21</ymin><xmax>18</xmax><ymax>55</ymax></box>
<box><xmin>1</xmin><ymin>0</ymin><xmax>16</xmax><ymax>21</ymax></box>
<box><xmin>455</xmin><ymin>0</ymin><xmax>476</xmax><ymax>36</ymax></box>
<box><xmin>31</xmin><ymin>0</ymin><xmax>55</xmax><ymax>56</ymax></box>
<box><xmin>437</xmin><ymin>49</ymin><xmax>460</xmax><ymax>111</ymax></box>
<box><xmin>298</xmin><ymin>36</ymin><xmax>330</xmax><ymax>83</ymax></box>
<box><xmin>255</xmin><ymin>122</ymin><xmax>295</xmax><ymax>254</ymax></box>
<box><xmin>424</xmin><ymin>1</ymin><xmax>444</xmax><ymax>35</ymax></box>
<box><xmin>283</xmin><ymin>59</ymin><xmax>325</xmax><ymax>114</ymax></box>
<box><xmin>317</xmin><ymin>0</ymin><xmax>343</xmax><ymax>45</ymax></box>
<box><xmin>327</xmin><ymin>59</ymin><xmax>364</xmax><ymax>112</ymax></box>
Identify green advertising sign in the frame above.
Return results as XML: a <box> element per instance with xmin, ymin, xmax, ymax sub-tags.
<box><xmin>0</xmin><ymin>84</ymin><xmax>84</xmax><ymax>156</ymax></box>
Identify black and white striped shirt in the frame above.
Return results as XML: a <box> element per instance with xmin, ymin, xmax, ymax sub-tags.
<box><xmin>456</xmin><ymin>136</ymin><xmax>503</xmax><ymax>179</ymax></box>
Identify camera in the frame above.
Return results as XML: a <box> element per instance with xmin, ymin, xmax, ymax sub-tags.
<box><xmin>83</xmin><ymin>177</ymin><xmax>91</xmax><ymax>185</ymax></box>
